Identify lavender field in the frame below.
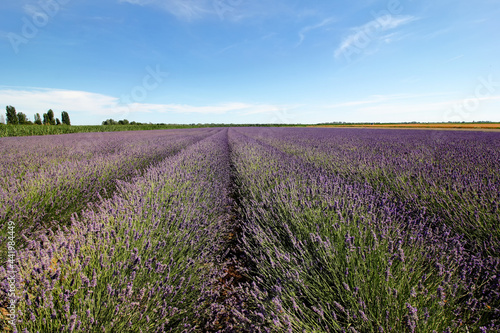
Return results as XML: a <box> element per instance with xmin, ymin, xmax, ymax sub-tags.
<box><xmin>1</xmin><ymin>127</ymin><xmax>499</xmax><ymax>332</ymax></box>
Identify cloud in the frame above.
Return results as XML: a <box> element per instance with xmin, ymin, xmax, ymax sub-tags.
<box><xmin>120</xmin><ymin>101</ymin><xmax>299</xmax><ymax>120</ymax></box>
<box><xmin>443</xmin><ymin>54</ymin><xmax>464</xmax><ymax>63</ymax></box>
<box><xmin>119</xmin><ymin>0</ymin><xmax>246</xmax><ymax>20</ymax></box>
<box><xmin>0</xmin><ymin>30</ymin><xmax>9</xmax><ymax>40</ymax></box>
<box><xmin>22</xmin><ymin>4</ymin><xmax>43</xmax><ymax>17</ymax></box>
<box><xmin>353</xmin><ymin>96</ymin><xmax>500</xmax><ymax>121</ymax></box>
<box><xmin>320</xmin><ymin>92</ymin><xmax>500</xmax><ymax>122</ymax></box>
<box><xmin>334</xmin><ymin>15</ymin><xmax>417</xmax><ymax>59</ymax></box>
<box><xmin>119</xmin><ymin>0</ymin><xmax>211</xmax><ymax>20</ymax></box>
<box><xmin>0</xmin><ymin>87</ymin><xmax>121</xmax><ymax>115</ymax></box>
<box><xmin>128</xmin><ymin>102</ymin><xmax>252</xmax><ymax>114</ymax></box>
<box><xmin>117</xmin><ymin>0</ymin><xmax>296</xmax><ymax>21</ymax></box>
<box><xmin>0</xmin><ymin>87</ymin><xmax>293</xmax><ymax>123</ymax></box>
<box><xmin>297</xmin><ymin>17</ymin><xmax>336</xmax><ymax>46</ymax></box>
<box><xmin>324</xmin><ymin>92</ymin><xmax>452</xmax><ymax>109</ymax></box>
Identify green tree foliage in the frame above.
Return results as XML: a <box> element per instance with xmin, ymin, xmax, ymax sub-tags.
<box><xmin>61</xmin><ymin>111</ymin><xmax>71</xmax><ymax>125</ymax></box>
<box><xmin>56</xmin><ymin>118</ymin><xmax>61</xmax><ymax>125</ymax></box>
<box><xmin>43</xmin><ymin>113</ymin><xmax>49</xmax><ymax>125</ymax></box>
<box><xmin>17</xmin><ymin>112</ymin><xmax>30</xmax><ymax>124</ymax></box>
<box><xmin>103</xmin><ymin>119</ymin><xmax>133</xmax><ymax>125</ymax></box>
<box><xmin>102</xmin><ymin>119</ymin><xmax>118</xmax><ymax>125</ymax></box>
<box><xmin>34</xmin><ymin>113</ymin><xmax>42</xmax><ymax>125</ymax></box>
<box><xmin>47</xmin><ymin>109</ymin><xmax>56</xmax><ymax>125</ymax></box>
<box><xmin>6</xmin><ymin>105</ymin><xmax>18</xmax><ymax>125</ymax></box>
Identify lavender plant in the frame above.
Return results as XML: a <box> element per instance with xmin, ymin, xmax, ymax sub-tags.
<box><xmin>1</xmin><ymin>127</ymin><xmax>498</xmax><ymax>332</ymax></box>
<box><xmin>230</xmin><ymin>128</ymin><xmax>499</xmax><ymax>332</ymax></box>
<box><xmin>0</xmin><ymin>129</ymin><xmax>214</xmax><ymax>251</ymax></box>
<box><xmin>2</xmin><ymin>130</ymin><xmax>216</xmax><ymax>331</ymax></box>
<box><xmin>1</xmin><ymin>129</ymin><xmax>269</xmax><ymax>332</ymax></box>
<box><xmin>243</xmin><ymin>128</ymin><xmax>500</xmax><ymax>252</ymax></box>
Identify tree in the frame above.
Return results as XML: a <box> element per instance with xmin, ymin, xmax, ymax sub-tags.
<box><xmin>102</xmin><ymin>119</ymin><xmax>117</xmax><ymax>125</ymax></box>
<box><xmin>34</xmin><ymin>113</ymin><xmax>42</xmax><ymax>125</ymax></box>
<box><xmin>17</xmin><ymin>112</ymin><xmax>29</xmax><ymax>124</ymax></box>
<box><xmin>6</xmin><ymin>105</ymin><xmax>18</xmax><ymax>125</ymax></box>
<box><xmin>118</xmin><ymin>119</ymin><xmax>129</xmax><ymax>125</ymax></box>
<box><xmin>43</xmin><ymin>113</ymin><xmax>49</xmax><ymax>125</ymax></box>
<box><xmin>47</xmin><ymin>109</ymin><xmax>56</xmax><ymax>125</ymax></box>
<box><xmin>56</xmin><ymin>118</ymin><xmax>61</xmax><ymax>125</ymax></box>
<box><xmin>61</xmin><ymin>111</ymin><xmax>71</xmax><ymax>125</ymax></box>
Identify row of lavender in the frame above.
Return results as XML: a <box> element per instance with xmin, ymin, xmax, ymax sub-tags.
<box><xmin>242</xmin><ymin>128</ymin><xmax>500</xmax><ymax>253</ymax></box>
<box><xmin>0</xmin><ymin>129</ymin><xmax>215</xmax><ymax>250</ymax></box>
<box><xmin>1</xmin><ymin>129</ymin><xmax>258</xmax><ymax>332</ymax></box>
<box><xmin>1</xmin><ymin>127</ymin><xmax>498</xmax><ymax>331</ymax></box>
<box><xmin>230</xmin><ymin>128</ymin><xmax>499</xmax><ymax>332</ymax></box>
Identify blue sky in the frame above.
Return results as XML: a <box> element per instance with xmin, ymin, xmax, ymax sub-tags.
<box><xmin>1</xmin><ymin>0</ymin><xmax>499</xmax><ymax>125</ymax></box>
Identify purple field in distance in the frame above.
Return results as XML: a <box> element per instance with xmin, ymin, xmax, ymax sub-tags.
<box><xmin>1</xmin><ymin>127</ymin><xmax>499</xmax><ymax>332</ymax></box>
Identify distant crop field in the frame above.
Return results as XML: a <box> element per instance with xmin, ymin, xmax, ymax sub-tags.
<box><xmin>1</xmin><ymin>127</ymin><xmax>499</xmax><ymax>332</ymax></box>
<box><xmin>0</xmin><ymin>124</ymin><xmax>208</xmax><ymax>137</ymax></box>
<box><xmin>312</xmin><ymin>123</ymin><xmax>500</xmax><ymax>130</ymax></box>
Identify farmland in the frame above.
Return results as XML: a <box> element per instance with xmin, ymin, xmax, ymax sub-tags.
<box><xmin>310</xmin><ymin>123</ymin><xmax>500</xmax><ymax>131</ymax></box>
<box><xmin>1</xmin><ymin>127</ymin><xmax>499</xmax><ymax>332</ymax></box>
<box><xmin>0</xmin><ymin>124</ymin><xmax>204</xmax><ymax>138</ymax></box>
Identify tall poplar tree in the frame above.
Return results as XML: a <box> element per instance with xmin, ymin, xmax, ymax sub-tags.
<box><xmin>61</xmin><ymin>111</ymin><xmax>71</xmax><ymax>125</ymax></box>
<box><xmin>6</xmin><ymin>105</ymin><xmax>18</xmax><ymax>125</ymax></box>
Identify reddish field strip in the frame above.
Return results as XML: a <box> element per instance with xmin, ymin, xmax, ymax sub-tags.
<box><xmin>310</xmin><ymin>123</ymin><xmax>500</xmax><ymax>131</ymax></box>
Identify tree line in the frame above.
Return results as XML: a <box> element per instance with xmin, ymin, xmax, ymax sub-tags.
<box><xmin>4</xmin><ymin>106</ymin><xmax>70</xmax><ymax>125</ymax></box>
<box><xmin>102</xmin><ymin>119</ymin><xmax>144</xmax><ymax>125</ymax></box>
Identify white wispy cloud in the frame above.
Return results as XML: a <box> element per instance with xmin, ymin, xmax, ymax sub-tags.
<box><xmin>422</xmin><ymin>27</ymin><xmax>453</xmax><ymax>40</ymax></box>
<box><xmin>0</xmin><ymin>87</ymin><xmax>294</xmax><ymax>123</ymax></box>
<box><xmin>334</xmin><ymin>15</ymin><xmax>417</xmax><ymax>58</ymax></box>
<box><xmin>443</xmin><ymin>54</ymin><xmax>465</xmax><ymax>63</ymax></box>
<box><xmin>126</xmin><ymin>101</ymin><xmax>290</xmax><ymax>115</ymax></box>
<box><xmin>22</xmin><ymin>3</ymin><xmax>43</xmax><ymax>17</ymax></box>
<box><xmin>321</xmin><ymin>92</ymin><xmax>500</xmax><ymax>122</ymax></box>
<box><xmin>297</xmin><ymin>17</ymin><xmax>336</xmax><ymax>46</ymax></box>
<box><xmin>117</xmin><ymin>0</ymin><xmax>294</xmax><ymax>21</ymax></box>
<box><xmin>118</xmin><ymin>0</ymin><xmax>253</xmax><ymax>21</ymax></box>
<box><xmin>118</xmin><ymin>0</ymin><xmax>212</xmax><ymax>20</ymax></box>
<box><xmin>0</xmin><ymin>30</ymin><xmax>9</xmax><ymax>40</ymax></box>
<box><xmin>324</xmin><ymin>92</ymin><xmax>453</xmax><ymax>109</ymax></box>
<box><xmin>0</xmin><ymin>87</ymin><xmax>120</xmax><ymax>115</ymax></box>
<box><xmin>353</xmin><ymin>95</ymin><xmax>500</xmax><ymax>121</ymax></box>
